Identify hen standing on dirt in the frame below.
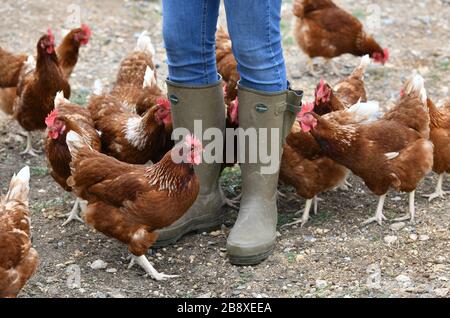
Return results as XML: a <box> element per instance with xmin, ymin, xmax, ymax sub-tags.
<box><xmin>292</xmin><ymin>0</ymin><xmax>389</xmax><ymax>74</ymax></box>
<box><xmin>66</xmin><ymin>132</ymin><xmax>202</xmax><ymax>280</ymax></box>
<box><xmin>45</xmin><ymin>92</ymin><xmax>101</xmax><ymax>226</ymax></box>
<box><xmin>298</xmin><ymin>74</ymin><xmax>434</xmax><ymax>225</ymax></box>
<box><xmin>423</xmin><ymin>98</ymin><xmax>450</xmax><ymax>201</ymax></box>
<box><xmin>14</xmin><ymin>30</ymin><xmax>71</xmax><ymax>156</ymax></box>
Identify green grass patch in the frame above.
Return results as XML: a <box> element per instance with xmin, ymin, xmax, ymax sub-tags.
<box><xmin>220</xmin><ymin>166</ymin><xmax>241</xmax><ymax>195</ymax></box>
<box><xmin>32</xmin><ymin>197</ymin><xmax>65</xmax><ymax>213</ymax></box>
<box><xmin>70</xmin><ymin>89</ymin><xmax>90</xmax><ymax>106</ymax></box>
<box><xmin>285</xmin><ymin>251</ymin><xmax>297</xmax><ymax>263</ymax></box>
<box><xmin>352</xmin><ymin>9</ymin><xmax>366</xmax><ymax>19</ymax></box>
<box><xmin>31</xmin><ymin>166</ymin><xmax>48</xmax><ymax>177</ymax></box>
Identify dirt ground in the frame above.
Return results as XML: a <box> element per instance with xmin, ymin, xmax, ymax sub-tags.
<box><xmin>1</xmin><ymin>0</ymin><xmax>449</xmax><ymax>298</ymax></box>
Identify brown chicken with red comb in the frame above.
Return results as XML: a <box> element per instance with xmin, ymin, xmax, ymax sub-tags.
<box><xmin>66</xmin><ymin>132</ymin><xmax>202</xmax><ymax>280</ymax></box>
<box><xmin>45</xmin><ymin>91</ymin><xmax>101</xmax><ymax>226</ymax></box>
<box><xmin>14</xmin><ymin>29</ymin><xmax>71</xmax><ymax>156</ymax></box>
<box><xmin>57</xmin><ymin>24</ymin><xmax>92</xmax><ymax>80</ymax></box>
<box><xmin>298</xmin><ymin>73</ymin><xmax>433</xmax><ymax>225</ymax></box>
<box><xmin>292</xmin><ymin>0</ymin><xmax>389</xmax><ymax>74</ymax></box>
<box><xmin>88</xmin><ymin>92</ymin><xmax>173</xmax><ymax>164</ymax></box>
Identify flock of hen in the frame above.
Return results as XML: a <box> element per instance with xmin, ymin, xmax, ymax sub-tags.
<box><xmin>1</xmin><ymin>0</ymin><xmax>449</xmax><ymax>298</ymax></box>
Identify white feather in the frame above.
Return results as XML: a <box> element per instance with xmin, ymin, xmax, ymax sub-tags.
<box><xmin>359</xmin><ymin>54</ymin><xmax>371</xmax><ymax>71</ymax></box>
<box><xmin>406</xmin><ymin>72</ymin><xmax>427</xmax><ymax>104</ymax></box>
<box><xmin>16</xmin><ymin>166</ymin><xmax>30</xmax><ymax>184</ymax></box>
<box><xmin>54</xmin><ymin>91</ymin><xmax>69</xmax><ymax>108</ymax></box>
<box><xmin>5</xmin><ymin>166</ymin><xmax>30</xmax><ymax>202</ymax></box>
<box><xmin>135</xmin><ymin>31</ymin><xmax>155</xmax><ymax>56</ymax></box>
<box><xmin>93</xmin><ymin>79</ymin><xmax>103</xmax><ymax>96</ymax></box>
<box><xmin>346</xmin><ymin>100</ymin><xmax>382</xmax><ymax>124</ymax></box>
<box><xmin>24</xmin><ymin>55</ymin><xmax>36</xmax><ymax>73</ymax></box>
<box><xmin>143</xmin><ymin>66</ymin><xmax>156</xmax><ymax>88</ymax></box>
<box><xmin>66</xmin><ymin>131</ymin><xmax>87</xmax><ymax>156</ymax></box>
<box><xmin>385</xmin><ymin>152</ymin><xmax>399</xmax><ymax>160</ymax></box>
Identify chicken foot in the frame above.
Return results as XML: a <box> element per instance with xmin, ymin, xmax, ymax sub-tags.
<box><xmin>423</xmin><ymin>174</ymin><xmax>449</xmax><ymax>202</ymax></box>
<box><xmin>362</xmin><ymin>194</ymin><xmax>387</xmax><ymax>226</ymax></box>
<box><xmin>281</xmin><ymin>198</ymin><xmax>314</xmax><ymax>229</ymax></box>
<box><xmin>62</xmin><ymin>198</ymin><xmax>85</xmax><ymax>226</ymax></box>
<box><xmin>128</xmin><ymin>255</ymin><xmax>178</xmax><ymax>281</ymax></box>
<box><xmin>20</xmin><ymin>132</ymin><xmax>41</xmax><ymax>156</ymax></box>
<box><xmin>220</xmin><ymin>187</ymin><xmax>239</xmax><ymax>210</ymax></box>
<box><xmin>393</xmin><ymin>191</ymin><xmax>416</xmax><ymax>224</ymax></box>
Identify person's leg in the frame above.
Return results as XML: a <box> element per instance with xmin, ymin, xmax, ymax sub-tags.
<box><xmin>156</xmin><ymin>0</ymin><xmax>226</xmax><ymax>246</ymax></box>
<box><xmin>223</xmin><ymin>0</ymin><xmax>300</xmax><ymax>265</ymax></box>
<box><xmin>224</xmin><ymin>0</ymin><xmax>287</xmax><ymax>92</ymax></box>
<box><xmin>162</xmin><ymin>0</ymin><xmax>220</xmax><ymax>85</ymax></box>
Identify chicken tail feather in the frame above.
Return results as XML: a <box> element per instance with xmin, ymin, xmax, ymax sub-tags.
<box><xmin>5</xmin><ymin>166</ymin><xmax>30</xmax><ymax>203</ymax></box>
<box><xmin>403</xmin><ymin>72</ymin><xmax>427</xmax><ymax>104</ymax></box>
<box><xmin>135</xmin><ymin>31</ymin><xmax>155</xmax><ymax>57</ymax></box>
<box><xmin>351</xmin><ymin>55</ymin><xmax>370</xmax><ymax>80</ymax></box>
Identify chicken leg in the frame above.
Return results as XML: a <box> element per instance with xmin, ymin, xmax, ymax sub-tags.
<box><xmin>423</xmin><ymin>174</ymin><xmax>449</xmax><ymax>202</ymax></box>
<box><xmin>307</xmin><ymin>58</ymin><xmax>318</xmax><ymax>76</ymax></box>
<box><xmin>393</xmin><ymin>191</ymin><xmax>416</xmax><ymax>224</ymax></box>
<box><xmin>325</xmin><ymin>58</ymin><xmax>342</xmax><ymax>76</ymax></box>
<box><xmin>281</xmin><ymin>198</ymin><xmax>313</xmax><ymax>229</ymax></box>
<box><xmin>128</xmin><ymin>255</ymin><xmax>178</xmax><ymax>281</ymax></box>
<box><xmin>20</xmin><ymin>132</ymin><xmax>41</xmax><ymax>156</ymax></box>
<box><xmin>362</xmin><ymin>194</ymin><xmax>387</xmax><ymax>226</ymax></box>
<box><xmin>313</xmin><ymin>196</ymin><xmax>323</xmax><ymax>215</ymax></box>
<box><xmin>220</xmin><ymin>187</ymin><xmax>239</xmax><ymax>210</ymax></box>
<box><xmin>62</xmin><ymin>198</ymin><xmax>85</xmax><ymax>226</ymax></box>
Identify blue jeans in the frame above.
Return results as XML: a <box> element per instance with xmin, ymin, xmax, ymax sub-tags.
<box><xmin>162</xmin><ymin>0</ymin><xmax>287</xmax><ymax>92</ymax></box>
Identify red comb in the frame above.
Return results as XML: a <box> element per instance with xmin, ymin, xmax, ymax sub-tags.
<box><xmin>299</xmin><ymin>102</ymin><xmax>314</xmax><ymax>116</ymax></box>
<box><xmin>47</xmin><ymin>28</ymin><xmax>55</xmax><ymax>43</ymax></box>
<box><xmin>81</xmin><ymin>24</ymin><xmax>92</xmax><ymax>37</ymax></box>
<box><xmin>156</xmin><ymin>97</ymin><xmax>171</xmax><ymax>110</ymax></box>
<box><xmin>383</xmin><ymin>48</ymin><xmax>389</xmax><ymax>61</ymax></box>
<box><xmin>45</xmin><ymin>109</ymin><xmax>58</xmax><ymax>127</ymax></box>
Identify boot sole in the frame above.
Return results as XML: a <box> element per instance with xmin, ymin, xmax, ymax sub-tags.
<box><xmin>154</xmin><ymin>216</ymin><xmax>223</xmax><ymax>248</ymax></box>
<box><xmin>228</xmin><ymin>247</ymin><xmax>274</xmax><ymax>266</ymax></box>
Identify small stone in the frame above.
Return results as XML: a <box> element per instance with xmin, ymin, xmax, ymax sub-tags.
<box><xmin>316</xmin><ymin>280</ymin><xmax>328</xmax><ymax>289</ymax></box>
<box><xmin>210</xmin><ymin>230</ymin><xmax>222</xmax><ymax>237</ymax></box>
<box><xmin>90</xmin><ymin>259</ymin><xmax>108</xmax><ymax>270</ymax></box>
<box><xmin>106</xmin><ymin>268</ymin><xmax>117</xmax><ymax>273</ymax></box>
<box><xmin>409</xmin><ymin>234</ymin><xmax>418</xmax><ymax>241</ymax></box>
<box><xmin>419</xmin><ymin>235</ymin><xmax>429</xmax><ymax>241</ymax></box>
<box><xmin>197</xmin><ymin>292</ymin><xmax>212</xmax><ymax>298</ymax></box>
<box><xmin>384</xmin><ymin>235</ymin><xmax>398</xmax><ymax>244</ymax></box>
<box><xmin>92</xmin><ymin>292</ymin><xmax>107</xmax><ymax>298</ymax></box>
<box><xmin>434</xmin><ymin>288</ymin><xmax>449</xmax><ymax>297</ymax></box>
<box><xmin>395</xmin><ymin>274</ymin><xmax>412</xmax><ymax>286</ymax></box>
<box><xmin>303</xmin><ymin>235</ymin><xmax>317</xmax><ymax>243</ymax></box>
<box><xmin>108</xmin><ymin>291</ymin><xmax>126</xmax><ymax>298</ymax></box>
<box><xmin>391</xmin><ymin>196</ymin><xmax>402</xmax><ymax>201</ymax></box>
<box><xmin>366</xmin><ymin>263</ymin><xmax>381</xmax><ymax>290</ymax></box>
<box><xmin>390</xmin><ymin>222</ymin><xmax>406</xmax><ymax>231</ymax></box>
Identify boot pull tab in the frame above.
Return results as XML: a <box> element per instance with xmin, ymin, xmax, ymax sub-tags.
<box><xmin>169</xmin><ymin>94</ymin><xmax>179</xmax><ymax>105</ymax></box>
<box><xmin>255</xmin><ymin>103</ymin><xmax>269</xmax><ymax>113</ymax></box>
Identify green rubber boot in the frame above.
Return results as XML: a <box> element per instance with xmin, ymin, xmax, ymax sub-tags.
<box><xmin>226</xmin><ymin>85</ymin><xmax>302</xmax><ymax>265</ymax></box>
<box><xmin>154</xmin><ymin>79</ymin><xmax>226</xmax><ymax>247</ymax></box>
